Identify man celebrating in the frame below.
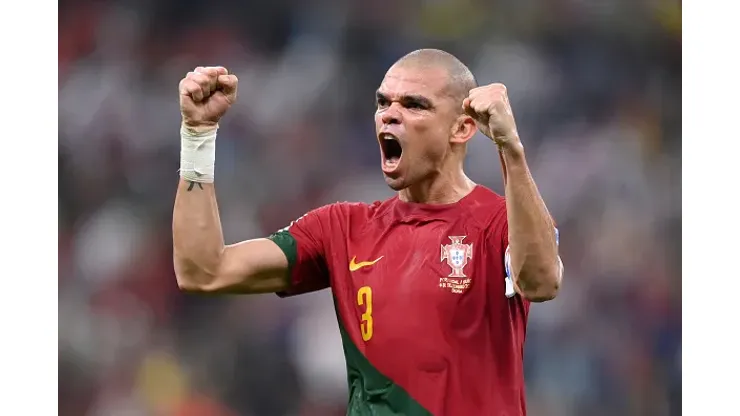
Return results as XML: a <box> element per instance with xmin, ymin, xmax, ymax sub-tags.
<box><xmin>173</xmin><ymin>49</ymin><xmax>562</xmax><ymax>415</ymax></box>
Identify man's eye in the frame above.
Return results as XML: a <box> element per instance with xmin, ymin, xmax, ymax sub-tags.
<box><xmin>377</xmin><ymin>98</ymin><xmax>389</xmax><ymax>107</ymax></box>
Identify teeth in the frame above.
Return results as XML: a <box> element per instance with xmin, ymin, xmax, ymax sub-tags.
<box><xmin>382</xmin><ymin>134</ymin><xmax>397</xmax><ymax>141</ymax></box>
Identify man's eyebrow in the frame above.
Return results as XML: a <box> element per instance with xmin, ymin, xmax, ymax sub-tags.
<box><xmin>375</xmin><ymin>90</ymin><xmax>434</xmax><ymax>108</ymax></box>
<box><xmin>401</xmin><ymin>94</ymin><xmax>433</xmax><ymax>108</ymax></box>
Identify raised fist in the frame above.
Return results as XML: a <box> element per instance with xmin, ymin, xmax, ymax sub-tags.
<box><xmin>462</xmin><ymin>83</ymin><xmax>520</xmax><ymax>149</ymax></box>
<box><xmin>179</xmin><ymin>66</ymin><xmax>238</xmax><ymax>130</ymax></box>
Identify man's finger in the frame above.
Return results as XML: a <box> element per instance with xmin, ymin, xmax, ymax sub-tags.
<box><xmin>188</xmin><ymin>73</ymin><xmax>214</xmax><ymax>97</ymax></box>
<box><xmin>462</xmin><ymin>97</ymin><xmax>471</xmax><ymax>110</ymax></box>
<box><xmin>465</xmin><ymin>97</ymin><xmax>488</xmax><ymax>119</ymax></box>
<box><xmin>217</xmin><ymin>75</ymin><xmax>237</xmax><ymax>91</ymax></box>
<box><xmin>217</xmin><ymin>74</ymin><xmax>239</xmax><ymax>103</ymax></box>
<box><xmin>463</xmin><ymin>101</ymin><xmax>478</xmax><ymax>119</ymax></box>
<box><xmin>200</xmin><ymin>66</ymin><xmax>227</xmax><ymax>77</ymax></box>
<box><xmin>182</xmin><ymin>80</ymin><xmax>204</xmax><ymax>102</ymax></box>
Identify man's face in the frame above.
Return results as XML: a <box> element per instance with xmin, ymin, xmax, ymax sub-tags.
<box><xmin>374</xmin><ymin>65</ymin><xmax>459</xmax><ymax>191</ymax></box>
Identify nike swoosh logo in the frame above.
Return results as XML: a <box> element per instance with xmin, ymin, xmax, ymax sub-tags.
<box><xmin>349</xmin><ymin>256</ymin><xmax>384</xmax><ymax>272</ymax></box>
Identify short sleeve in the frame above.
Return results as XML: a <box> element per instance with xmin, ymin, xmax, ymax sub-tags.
<box><xmin>268</xmin><ymin>204</ymin><xmax>336</xmax><ymax>297</ymax></box>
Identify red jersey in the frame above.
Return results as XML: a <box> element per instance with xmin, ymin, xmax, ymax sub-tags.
<box><xmin>268</xmin><ymin>185</ymin><xmax>530</xmax><ymax>416</ymax></box>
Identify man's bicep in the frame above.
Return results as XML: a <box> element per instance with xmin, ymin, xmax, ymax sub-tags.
<box><xmin>207</xmin><ymin>238</ymin><xmax>291</xmax><ymax>293</ymax></box>
<box><xmin>192</xmin><ymin>205</ymin><xmax>335</xmax><ymax>295</ymax></box>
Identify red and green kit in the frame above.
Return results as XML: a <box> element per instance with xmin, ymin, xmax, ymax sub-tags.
<box><xmin>269</xmin><ymin>186</ymin><xmax>530</xmax><ymax>416</ymax></box>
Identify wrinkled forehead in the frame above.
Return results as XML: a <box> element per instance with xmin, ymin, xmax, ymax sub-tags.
<box><xmin>377</xmin><ymin>65</ymin><xmax>453</xmax><ymax>102</ymax></box>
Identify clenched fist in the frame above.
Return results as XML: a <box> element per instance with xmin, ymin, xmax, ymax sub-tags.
<box><xmin>179</xmin><ymin>66</ymin><xmax>238</xmax><ymax>130</ymax></box>
<box><xmin>462</xmin><ymin>83</ymin><xmax>520</xmax><ymax>149</ymax></box>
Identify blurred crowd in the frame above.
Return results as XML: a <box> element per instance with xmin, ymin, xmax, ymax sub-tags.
<box><xmin>58</xmin><ymin>0</ymin><xmax>682</xmax><ymax>415</ymax></box>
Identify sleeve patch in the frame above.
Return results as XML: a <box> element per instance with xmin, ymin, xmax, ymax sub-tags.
<box><xmin>504</xmin><ymin>245</ymin><xmax>516</xmax><ymax>298</ymax></box>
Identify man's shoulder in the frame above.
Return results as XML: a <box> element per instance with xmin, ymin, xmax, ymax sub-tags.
<box><xmin>464</xmin><ymin>185</ymin><xmax>507</xmax><ymax>227</ymax></box>
<box><xmin>471</xmin><ymin>184</ymin><xmax>506</xmax><ymax>204</ymax></box>
<box><xmin>314</xmin><ymin>196</ymin><xmax>397</xmax><ymax>221</ymax></box>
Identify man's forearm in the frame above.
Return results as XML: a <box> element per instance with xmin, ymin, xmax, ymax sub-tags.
<box><xmin>500</xmin><ymin>143</ymin><xmax>561</xmax><ymax>301</ymax></box>
<box><xmin>172</xmin><ymin>179</ymin><xmax>225</xmax><ymax>289</ymax></box>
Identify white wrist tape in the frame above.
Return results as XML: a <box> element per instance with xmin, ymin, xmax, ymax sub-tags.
<box><xmin>180</xmin><ymin>125</ymin><xmax>217</xmax><ymax>183</ymax></box>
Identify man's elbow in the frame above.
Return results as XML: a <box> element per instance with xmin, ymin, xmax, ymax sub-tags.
<box><xmin>173</xmin><ymin>256</ymin><xmax>218</xmax><ymax>293</ymax></box>
<box><xmin>175</xmin><ymin>269</ymin><xmax>211</xmax><ymax>293</ymax></box>
<box><xmin>177</xmin><ymin>279</ymin><xmax>202</xmax><ymax>292</ymax></box>
<box><xmin>521</xmin><ymin>280</ymin><xmax>560</xmax><ymax>302</ymax></box>
<box><xmin>517</xmin><ymin>265</ymin><xmax>562</xmax><ymax>302</ymax></box>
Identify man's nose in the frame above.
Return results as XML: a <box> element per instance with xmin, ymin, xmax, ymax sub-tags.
<box><xmin>380</xmin><ymin>103</ymin><xmax>402</xmax><ymax>125</ymax></box>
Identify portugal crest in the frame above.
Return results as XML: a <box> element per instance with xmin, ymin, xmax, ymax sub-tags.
<box><xmin>440</xmin><ymin>236</ymin><xmax>473</xmax><ymax>278</ymax></box>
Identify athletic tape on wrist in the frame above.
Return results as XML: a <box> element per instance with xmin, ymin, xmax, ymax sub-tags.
<box><xmin>179</xmin><ymin>125</ymin><xmax>217</xmax><ymax>183</ymax></box>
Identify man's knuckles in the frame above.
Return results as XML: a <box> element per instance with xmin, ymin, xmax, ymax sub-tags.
<box><xmin>179</xmin><ymin>66</ymin><xmax>234</xmax><ymax>109</ymax></box>
<box><xmin>189</xmin><ymin>72</ymin><xmax>216</xmax><ymax>89</ymax></box>
<box><xmin>195</xmin><ymin>66</ymin><xmax>227</xmax><ymax>76</ymax></box>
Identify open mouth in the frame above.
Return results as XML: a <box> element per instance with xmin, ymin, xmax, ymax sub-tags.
<box><xmin>380</xmin><ymin>133</ymin><xmax>403</xmax><ymax>172</ymax></box>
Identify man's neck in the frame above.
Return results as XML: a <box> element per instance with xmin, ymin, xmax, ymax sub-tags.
<box><xmin>398</xmin><ymin>169</ymin><xmax>476</xmax><ymax>204</ymax></box>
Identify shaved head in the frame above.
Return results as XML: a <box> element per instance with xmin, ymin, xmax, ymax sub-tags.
<box><xmin>392</xmin><ymin>49</ymin><xmax>477</xmax><ymax>112</ymax></box>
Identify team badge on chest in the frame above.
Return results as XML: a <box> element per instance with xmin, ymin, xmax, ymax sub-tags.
<box><xmin>439</xmin><ymin>236</ymin><xmax>473</xmax><ymax>293</ymax></box>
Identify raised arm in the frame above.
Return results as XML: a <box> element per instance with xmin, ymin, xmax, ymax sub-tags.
<box><xmin>173</xmin><ymin>181</ymin><xmax>290</xmax><ymax>293</ymax></box>
<box><xmin>173</xmin><ymin>66</ymin><xmax>289</xmax><ymax>294</ymax></box>
<box><xmin>464</xmin><ymin>83</ymin><xmax>562</xmax><ymax>302</ymax></box>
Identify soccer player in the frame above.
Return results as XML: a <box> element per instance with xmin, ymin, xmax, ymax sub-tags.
<box><xmin>173</xmin><ymin>49</ymin><xmax>563</xmax><ymax>415</ymax></box>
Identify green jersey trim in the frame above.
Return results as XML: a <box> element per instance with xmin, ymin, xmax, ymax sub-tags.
<box><xmin>334</xmin><ymin>298</ymin><xmax>432</xmax><ymax>416</ymax></box>
<box><xmin>268</xmin><ymin>229</ymin><xmax>298</xmax><ymax>270</ymax></box>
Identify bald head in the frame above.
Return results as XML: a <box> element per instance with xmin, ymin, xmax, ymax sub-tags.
<box><xmin>392</xmin><ymin>49</ymin><xmax>477</xmax><ymax>111</ymax></box>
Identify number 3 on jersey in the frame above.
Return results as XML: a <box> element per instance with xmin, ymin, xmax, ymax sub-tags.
<box><xmin>357</xmin><ymin>286</ymin><xmax>373</xmax><ymax>341</ymax></box>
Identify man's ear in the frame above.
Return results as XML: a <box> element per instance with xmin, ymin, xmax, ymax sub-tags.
<box><xmin>450</xmin><ymin>114</ymin><xmax>477</xmax><ymax>144</ymax></box>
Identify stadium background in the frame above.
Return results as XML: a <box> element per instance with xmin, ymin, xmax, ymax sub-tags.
<box><xmin>58</xmin><ymin>0</ymin><xmax>681</xmax><ymax>415</ymax></box>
